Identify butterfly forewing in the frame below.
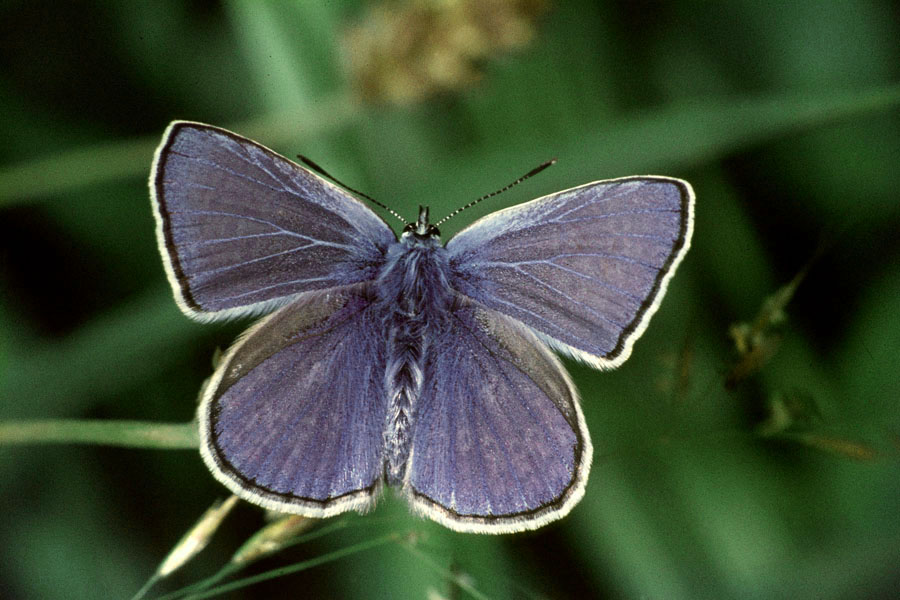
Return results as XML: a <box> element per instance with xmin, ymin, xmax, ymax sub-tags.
<box><xmin>150</xmin><ymin>122</ymin><xmax>396</xmax><ymax>320</ymax></box>
<box><xmin>407</xmin><ymin>302</ymin><xmax>591</xmax><ymax>533</ymax></box>
<box><xmin>199</xmin><ymin>287</ymin><xmax>388</xmax><ymax>516</ymax></box>
<box><xmin>446</xmin><ymin>176</ymin><xmax>694</xmax><ymax>368</ymax></box>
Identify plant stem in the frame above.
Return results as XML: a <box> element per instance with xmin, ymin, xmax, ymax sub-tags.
<box><xmin>0</xmin><ymin>419</ymin><xmax>198</xmax><ymax>449</ymax></box>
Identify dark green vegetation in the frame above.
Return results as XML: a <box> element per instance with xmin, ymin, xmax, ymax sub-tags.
<box><xmin>1</xmin><ymin>2</ymin><xmax>899</xmax><ymax>598</ymax></box>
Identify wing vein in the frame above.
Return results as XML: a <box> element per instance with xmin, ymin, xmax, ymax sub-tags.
<box><xmin>478</xmin><ymin>251</ymin><xmax>659</xmax><ymax>271</ymax></box>
<box><xmin>479</xmin><ymin>295</ymin><xmax>599</xmax><ymax>351</ymax></box>
<box><xmin>552</xmin><ymin>208</ymin><xmax>681</xmax><ymax>225</ymax></box>
<box><xmin>174</xmin><ymin>209</ymin><xmax>356</xmax><ymax>252</ymax></box>
<box><xmin>169</xmin><ymin>150</ymin><xmax>285</xmax><ymax>193</ymax></box>
<box><xmin>213</xmin><ymin>275</ymin><xmax>340</xmax><ymax>302</ymax></box>
<box><xmin>195</xmin><ymin>231</ymin><xmax>304</xmax><ymax>246</ymax></box>
<box><xmin>189</xmin><ymin>242</ymin><xmax>337</xmax><ymax>278</ymax></box>
<box><xmin>549</xmin><ymin>182</ymin><xmax>632</xmax><ymax>221</ymax></box>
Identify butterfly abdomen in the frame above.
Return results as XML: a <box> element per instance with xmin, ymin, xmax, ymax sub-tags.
<box><xmin>377</xmin><ymin>237</ymin><xmax>453</xmax><ymax>486</ymax></box>
<box><xmin>382</xmin><ymin>321</ymin><xmax>425</xmax><ymax>485</ymax></box>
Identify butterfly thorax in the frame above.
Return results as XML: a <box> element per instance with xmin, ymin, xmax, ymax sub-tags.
<box><xmin>375</xmin><ymin>228</ymin><xmax>454</xmax><ymax>486</ymax></box>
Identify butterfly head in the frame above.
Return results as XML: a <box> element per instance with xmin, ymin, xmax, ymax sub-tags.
<box><xmin>402</xmin><ymin>205</ymin><xmax>441</xmax><ymax>242</ymax></box>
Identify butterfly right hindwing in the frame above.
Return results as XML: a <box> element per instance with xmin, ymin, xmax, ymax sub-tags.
<box><xmin>406</xmin><ymin>300</ymin><xmax>591</xmax><ymax>534</ymax></box>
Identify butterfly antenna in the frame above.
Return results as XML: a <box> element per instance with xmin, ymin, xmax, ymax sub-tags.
<box><xmin>434</xmin><ymin>158</ymin><xmax>557</xmax><ymax>227</ymax></box>
<box><xmin>297</xmin><ymin>154</ymin><xmax>406</xmax><ymax>225</ymax></box>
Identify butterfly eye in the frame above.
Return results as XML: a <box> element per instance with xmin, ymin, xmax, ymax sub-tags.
<box><xmin>402</xmin><ymin>223</ymin><xmax>441</xmax><ymax>239</ymax></box>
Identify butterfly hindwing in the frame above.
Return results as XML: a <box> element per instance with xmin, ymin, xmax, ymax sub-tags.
<box><xmin>406</xmin><ymin>301</ymin><xmax>591</xmax><ymax>533</ymax></box>
<box><xmin>446</xmin><ymin>176</ymin><xmax>694</xmax><ymax>368</ymax></box>
<box><xmin>199</xmin><ymin>286</ymin><xmax>388</xmax><ymax>516</ymax></box>
<box><xmin>150</xmin><ymin>121</ymin><xmax>396</xmax><ymax>320</ymax></box>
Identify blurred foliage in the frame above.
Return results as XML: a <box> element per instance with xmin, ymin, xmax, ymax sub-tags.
<box><xmin>1</xmin><ymin>1</ymin><xmax>900</xmax><ymax>599</ymax></box>
<box><xmin>343</xmin><ymin>0</ymin><xmax>549</xmax><ymax>104</ymax></box>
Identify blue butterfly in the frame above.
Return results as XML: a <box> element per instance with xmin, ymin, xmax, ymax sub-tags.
<box><xmin>150</xmin><ymin>121</ymin><xmax>694</xmax><ymax>533</ymax></box>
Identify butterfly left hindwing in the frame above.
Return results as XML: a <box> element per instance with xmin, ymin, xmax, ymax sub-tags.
<box><xmin>199</xmin><ymin>287</ymin><xmax>387</xmax><ymax>517</ymax></box>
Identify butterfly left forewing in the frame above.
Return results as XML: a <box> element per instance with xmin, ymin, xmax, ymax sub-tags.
<box><xmin>151</xmin><ymin>121</ymin><xmax>396</xmax><ymax>321</ymax></box>
<box><xmin>446</xmin><ymin>176</ymin><xmax>694</xmax><ymax>368</ymax></box>
<box><xmin>406</xmin><ymin>300</ymin><xmax>591</xmax><ymax>534</ymax></box>
<box><xmin>199</xmin><ymin>286</ymin><xmax>388</xmax><ymax>517</ymax></box>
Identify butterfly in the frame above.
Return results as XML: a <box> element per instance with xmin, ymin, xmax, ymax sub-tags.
<box><xmin>150</xmin><ymin>121</ymin><xmax>694</xmax><ymax>534</ymax></box>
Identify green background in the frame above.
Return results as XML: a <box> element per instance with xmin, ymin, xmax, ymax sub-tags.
<box><xmin>1</xmin><ymin>1</ymin><xmax>899</xmax><ymax>598</ymax></box>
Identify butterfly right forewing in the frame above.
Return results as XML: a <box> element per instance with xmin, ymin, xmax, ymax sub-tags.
<box><xmin>446</xmin><ymin>176</ymin><xmax>694</xmax><ymax>368</ymax></box>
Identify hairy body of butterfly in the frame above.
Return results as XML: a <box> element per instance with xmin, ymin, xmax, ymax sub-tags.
<box><xmin>377</xmin><ymin>224</ymin><xmax>452</xmax><ymax>485</ymax></box>
<box><xmin>150</xmin><ymin>121</ymin><xmax>694</xmax><ymax>534</ymax></box>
